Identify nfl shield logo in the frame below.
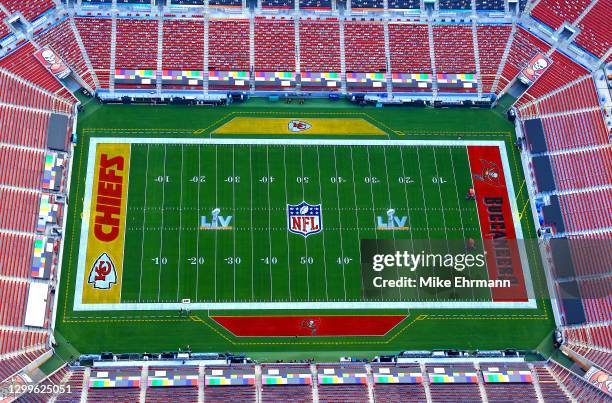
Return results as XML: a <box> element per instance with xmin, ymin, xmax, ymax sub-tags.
<box><xmin>287</xmin><ymin>201</ymin><xmax>323</xmax><ymax>237</ymax></box>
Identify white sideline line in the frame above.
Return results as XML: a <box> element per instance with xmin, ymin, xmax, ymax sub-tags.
<box><xmin>73</xmin><ymin>137</ymin><xmax>535</xmax><ymax>312</ymax></box>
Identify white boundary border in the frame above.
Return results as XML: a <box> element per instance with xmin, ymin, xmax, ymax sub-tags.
<box><xmin>74</xmin><ymin>138</ymin><xmax>536</xmax><ymax>311</ymax></box>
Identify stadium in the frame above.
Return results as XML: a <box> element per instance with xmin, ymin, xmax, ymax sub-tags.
<box><xmin>0</xmin><ymin>0</ymin><xmax>610</xmax><ymax>400</ymax></box>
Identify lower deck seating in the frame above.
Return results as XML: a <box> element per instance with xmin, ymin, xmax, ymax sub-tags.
<box><xmin>145</xmin><ymin>385</ymin><xmax>199</xmax><ymax>402</ymax></box>
<box><xmin>15</xmin><ymin>365</ymin><xmax>69</xmax><ymax>402</ymax></box>
<box><xmin>261</xmin><ymin>384</ymin><xmax>312</xmax><ymax>402</ymax></box>
<box><xmin>559</xmin><ymin>189</ymin><xmax>612</xmax><ymax>233</ymax></box>
<box><xmin>0</xmin><ymin>349</ymin><xmax>48</xmax><ymax>382</ymax></box>
<box><xmin>484</xmin><ymin>382</ymin><xmax>538</xmax><ymax>402</ymax></box>
<box><xmin>0</xmin><ymin>145</ymin><xmax>44</xmax><ymax>189</ymax></box>
<box><xmin>0</xmin><ymin>69</ymin><xmax>71</xmax><ymax>114</ymax></box>
<box><xmin>374</xmin><ymin>383</ymin><xmax>427</xmax><ymax>402</ymax></box>
<box><xmin>0</xmin><ymin>106</ymin><xmax>50</xmax><ymax>149</ymax></box>
<box><xmin>55</xmin><ymin>367</ymin><xmax>86</xmax><ymax>403</ymax></box>
<box><xmin>533</xmin><ymin>365</ymin><xmax>571</xmax><ymax>402</ymax></box>
<box><xmin>432</xmin><ymin>25</ymin><xmax>476</xmax><ymax>74</ymax></box>
<box><xmin>567</xmin><ymin>345</ymin><xmax>612</xmax><ymax>373</ymax></box>
<box><xmin>87</xmin><ymin>386</ymin><xmax>140</xmax><ymax>402</ymax></box>
<box><xmin>344</xmin><ymin>21</ymin><xmax>386</xmax><ymax>72</ymax></box>
<box><xmin>74</xmin><ymin>17</ymin><xmax>112</xmax><ymax>87</ymax></box>
<box><xmin>577</xmin><ymin>277</ymin><xmax>612</xmax><ymax>323</ymax></box>
<box><xmin>476</xmin><ymin>25</ymin><xmax>511</xmax><ymax>93</ymax></box>
<box><xmin>548</xmin><ymin>361</ymin><xmax>610</xmax><ymax>401</ymax></box>
<box><xmin>204</xmin><ymin>385</ymin><xmax>256</xmax><ymax>402</ymax></box>
<box><xmin>520</xmin><ymin>77</ymin><xmax>601</xmax><ymax>117</ymax></box>
<box><xmin>36</xmin><ymin>18</ymin><xmax>97</xmax><ymax>90</ymax></box>
<box><xmin>0</xmin><ymin>43</ymin><xmax>75</xmax><ymax>104</ymax></box>
<box><xmin>0</xmin><ymin>279</ymin><xmax>29</xmax><ymax>327</ymax></box>
<box><xmin>541</xmin><ymin>110</ymin><xmax>609</xmax><ymax>151</ymax></box>
<box><xmin>208</xmin><ymin>19</ymin><xmax>250</xmax><ymax>71</ymax></box>
<box><xmin>254</xmin><ymin>17</ymin><xmax>296</xmax><ymax>72</ymax></box>
<box><xmin>565</xmin><ymin>324</ymin><xmax>612</xmax><ymax>350</ymax></box>
<box><xmin>0</xmin><ymin>188</ymin><xmax>41</xmax><ymax>233</ymax></box>
<box><xmin>429</xmin><ymin>383</ymin><xmax>482</xmax><ymax>402</ymax></box>
<box><xmin>0</xmin><ymin>233</ymin><xmax>35</xmax><ymax>279</ymax></box>
<box><xmin>318</xmin><ymin>384</ymin><xmax>368</xmax><ymax>403</ymax></box>
<box><xmin>497</xmin><ymin>28</ymin><xmax>550</xmax><ymax>93</ymax></box>
<box><xmin>0</xmin><ymin>329</ymin><xmax>48</xmax><ymax>355</ymax></box>
<box><xmin>550</xmin><ymin>147</ymin><xmax>612</xmax><ymax>191</ymax></box>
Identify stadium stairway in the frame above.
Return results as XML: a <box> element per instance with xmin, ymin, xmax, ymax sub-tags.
<box><xmin>426</xmin><ymin>20</ymin><xmax>439</xmax><ymax>97</ymax></box>
<box><xmin>471</xmin><ymin>19</ymin><xmax>483</xmax><ymax>98</ymax></box>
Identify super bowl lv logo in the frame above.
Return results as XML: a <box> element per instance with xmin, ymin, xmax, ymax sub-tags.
<box><xmin>287</xmin><ymin>201</ymin><xmax>322</xmax><ymax>237</ymax></box>
<box><xmin>200</xmin><ymin>208</ymin><xmax>233</xmax><ymax>230</ymax></box>
<box><xmin>377</xmin><ymin>208</ymin><xmax>408</xmax><ymax>230</ymax></box>
<box><xmin>88</xmin><ymin>253</ymin><xmax>117</xmax><ymax>290</ymax></box>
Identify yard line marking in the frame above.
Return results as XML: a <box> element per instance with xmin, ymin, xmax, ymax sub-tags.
<box><xmin>465</xmin><ymin>147</ymin><xmax>493</xmax><ymax>302</ymax></box>
<box><xmin>177</xmin><ymin>145</ymin><xmax>184</xmax><ymax>302</ymax></box>
<box><xmin>232</xmin><ymin>145</ymin><xmax>237</xmax><ymax>302</ymax></box>
<box><xmin>249</xmin><ymin>146</ymin><xmax>255</xmax><ymax>301</ymax></box>
<box><xmin>138</xmin><ymin>144</ymin><xmax>150</xmax><ymax>302</ymax></box>
<box><xmin>214</xmin><ymin>145</ymin><xmax>218</xmax><ymax>302</ymax></box>
<box><xmin>349</xmin><ymin>146</ymin><xmax>365</xmax><ymax>300</ymax></box>
<box><xmin>265</xmin><ymin>145</ymin><xmax>274</xmax><ymax>301</ymax></box>
<box><xmin>298</xmin><ymin>147</ymin><xmax>311</xmax><ymax>300</ymax></box>
<box><xmin>382</xmin><ymin>145</ymin><xmax>402</xmax><ymax>301</ymax></box>
<box><xmin>415</xmin><ymin>147</ymin><xmax>435</xmax><ymax>300</ymax></box>
<box><xmin>157</xmin><ymin>144</ymin><xmax>168</xmax><ymax>303</ymax></box>
<box><xmin>332</xmin><ymin>146</ymin><xmax>347</xmax><ymax>300</ymax></box>
<box><xmin>398</xmin><ymin>146</ymin><xmax>416</xmax><ymax>301</ymax></box>
<box><xmin>365</xmin><ymin>146</ymin><xmax>381</xmax><ymax>300</ymax></box>
<box><xmin>365</xmin><ymin>147</ymin><xmax>379</xmax><ymax>241</ymax></box>
<box><xmin>195</xmin><ymin>144</ymin><xmax>201</xmax><ymax>302</ymax></box>
<box><xmin>315</xmin><ymin>146</ymin><xmax>329</xmax><ymax>301</ymax></box>
<box><xmin>282</xmin><ymin>146</ymin><xmax>292</xmax><ymax>301</ymax></box>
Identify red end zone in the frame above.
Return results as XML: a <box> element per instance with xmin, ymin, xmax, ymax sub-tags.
<box><xmin>468</xmin><ymin>146</ymin><xmax>528</xmax><ymax>302</ymax></box>
<box><xmin>211</xmin><ymin>315</ymin><xmax>407</xmax><ymax>337</ymax></box>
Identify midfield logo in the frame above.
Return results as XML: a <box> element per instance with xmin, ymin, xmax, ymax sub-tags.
<box><xmin>200</xmin><ymin>208</ymin><xmax>233</xmax><ymax>230</ymax></box>
<box><xmin>473</xmin><ymin>159</ymin><xmax>502</xmax><ymax>188</ymax></box>
<box><xmin>287</xmin><ymin>201</ymin><xmax>322</xmax><ymax>237</ymax></box>
<box><xmin>288</xmin><ymin>120</ymin><xmax>312</xmax><ymax>133</ymax></box>
<box><xmin>376</xmin><ymin>208</ymin><xmax>409</xmax><ymax>230</ymax></box>
<box><xmin>88</xmin><ymin>252</ymin><xmax>117</xmax><ymax>290</ymax></box>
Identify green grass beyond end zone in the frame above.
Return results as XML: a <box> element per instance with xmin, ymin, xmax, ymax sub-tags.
<box><xmin>55</xmin><ymin>98</ymin><xmax>555</xmax><ymax>361</ymax></box>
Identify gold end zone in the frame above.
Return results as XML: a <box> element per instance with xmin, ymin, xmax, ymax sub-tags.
<box><xmin>212</xmin><ymin>117</ymin><xmax>387</xmax><ymax>136</ymax></box>
<box><xmin>81</xmin><ymin>143</ymin><xmax>130</xmax><ymax>304</ymax></box>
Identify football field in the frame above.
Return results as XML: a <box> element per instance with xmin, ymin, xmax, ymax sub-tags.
<box><xmin>74</xmin><ymin>137</ymin><xmax>533</xmax><ymax>311</ymax></box>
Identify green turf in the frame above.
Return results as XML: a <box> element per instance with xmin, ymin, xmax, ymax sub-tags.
<box><xmin>117</xmin><ymin>142</ymin><xmax>487</xmax><ymax>304</ymax></box>
<box><xmin>54</xmin><ymin>99</ymin><xmax>556</xmax><ymax>359</ymax></box>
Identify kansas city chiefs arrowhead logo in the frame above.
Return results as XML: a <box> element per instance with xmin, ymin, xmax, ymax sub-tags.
<box><xmin>288</xmin><ymin>120</ymin><xmax>312</xmax><ymax>133</ymax></box>
<box><xmin>88</xmin><ymin>253</ymin><xmax>117</xmax><ymax>290</ymax></box>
